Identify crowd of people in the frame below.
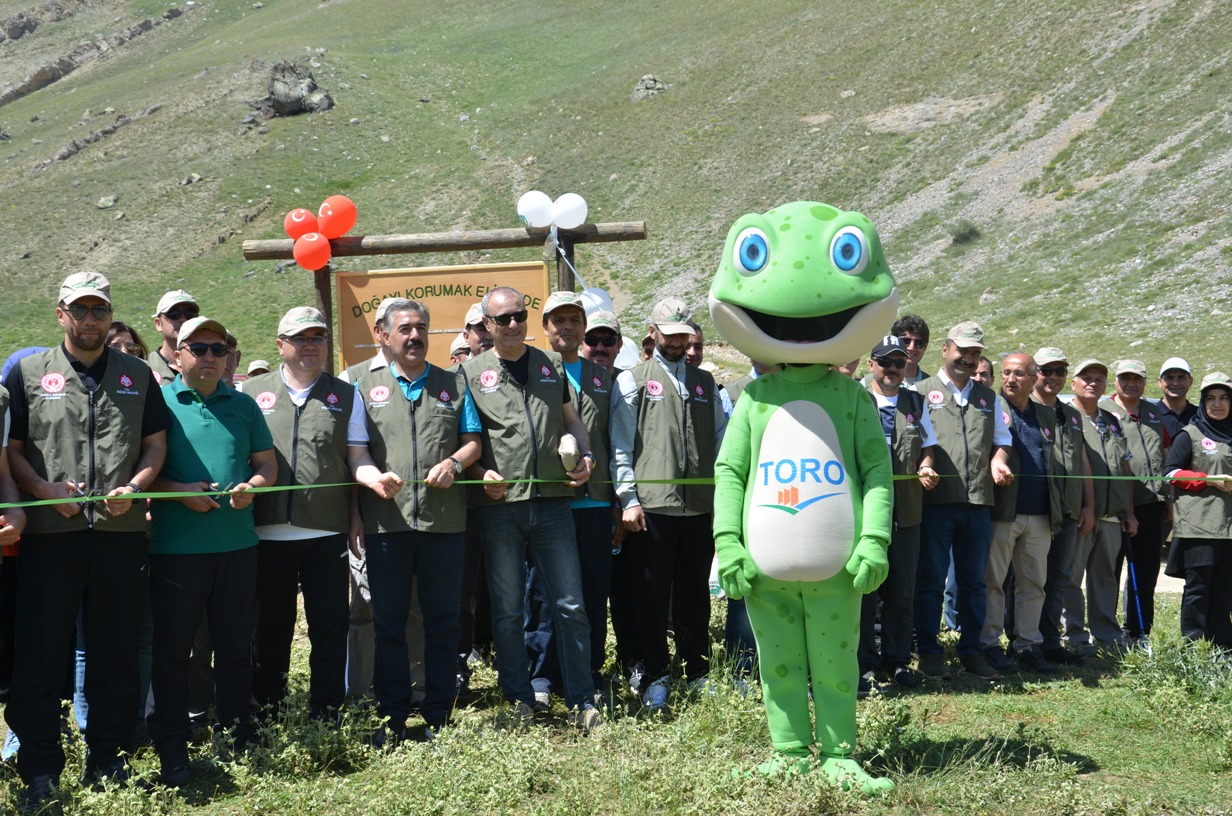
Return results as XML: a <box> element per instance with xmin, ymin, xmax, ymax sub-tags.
<box><xmin>0</xmin><ymin>273</ymin><xmax>1229</xmax><ymax>810</ymax></box>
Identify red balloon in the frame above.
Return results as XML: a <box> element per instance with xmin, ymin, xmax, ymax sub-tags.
<box><xmin>293</xmin><ymin>232</ymin><xmax>332</xmax><ymax>271</ymax></box>
<box><xmin>317</xmin><ymin>195</ymin><xmax>357</xmax><ymax>238</ymax></box>
<box><xmin>284</xmin><ymin>208</ymin><xmax>318</xmax><ymax>240</ymax></box>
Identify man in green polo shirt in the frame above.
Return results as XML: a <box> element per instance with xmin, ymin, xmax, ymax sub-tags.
<box><xmin>147</xmin><ymin>316</ymin><xmax>277</xmax><ymax>788</ymax></box>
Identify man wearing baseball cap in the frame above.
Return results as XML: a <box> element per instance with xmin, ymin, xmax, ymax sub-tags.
<box><xmin>148</xmin><ymin>289</ymin><xmax>200</xmax><ymax>384</ymax></box>
<box><xmin>912</xmin><ymin>321</ymin><xmax>1013</xmax><ymax>681</ymax></box>
<box><xmin>462</xmin><ymin>301</ymin><xmax>494</xmax><ymax>357</ymax></box>
<box><xmin>3</xmin><ymin>272</ymin><xmax>169</xmax><ymax>803</ymax></box>
<box><xmin>1157</xmin><ymin>357</ymin><xmax>1197</xmax><ymax>440</ymax></box>
<box><xmin>610</xmin><ymin>297</ymin><xmax>728</xmax><ymax>707</ymax></box>
<box><xmin>146</xmin><ymin>315</ymin><xmax>277</xmax><ymax>786</ymax></box>
<box><xmin>580</xmin><ymin>311</ymin><xmax>622</xmax><ymax>374</ymax></box>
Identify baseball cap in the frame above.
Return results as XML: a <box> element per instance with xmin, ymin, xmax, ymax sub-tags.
<box><xmin>586</xmin><ymin>310</ymin><xmax>621</xmax><ymax>335</ymax></box>
<box><xmin>177</xmin><ymin>316</ymin><xmax>227</xmax><ymax>344</ymax></box>
<box><xmin>449</xmin><ymin>333</ymin><xmax>469</xmax><ymax>355</ymax></box>
<box><xmin>543</xmin><ymin>291</ymin><xmax>584</xmax><ymax>317</ymax></box>
<box><xmin>1200</xmin><ymin>371</ymin><xmax>1232</xmax><ymax>393</ymax></box>
<box><xmin>945</xmin><ymin>321</ymin><xmax>986</xmax><ymax>349</ymax></box>
<box><xmin>871</xmin><ymin>335</ymin><xmax>908</xmax><ymax>358</ymax></box>
<box><xmin>1034</xmin><ymin>347</ymin><xmax>1067</xmax><ymax>366</ymax></box>
<box><xmin>1113</xmin><ymin>359</ymin><xmax>1147</xmax><ymax>378</ymax></box>
<box><xmin>246</xmin><ymin>359</ymin><xmax>271</xmax><ymax>376</ymax></box>
<box><xmin>464</xmin><ymin>302</ymin><xmax>484</xmax><ymax>328</ymax></box>
<box><xmin>1159</xmin><ymin>356</ymin><xmax>1191</xmax><ymax>377</ymax></box>
<box><xmin>278</xmin><ymin>306</ymin><xmax>329</xmax><ymax>337</ymax></box>
<box><xmin>152</xmin><ymin>289</ymin><xmax>197</xmax><ymax>317</ymax></box>
<box><xmin>650</xmin><ymin>297</ymin><xmax>693</xmax><ymax>335</ymax></box>
<box><xmin>1073</xmin><ymin>358</ymin><xmax>1108</xmax><ymax>376</ymax></box>
<box><xmin>372</xmin><ymin>297</ymin><xmax>400</xmax><ymax>326</ymax></box>
<box><xmin>60</xmin><ymin>272</ymin><xmax>111</xmax><ymax>305</ymax></box>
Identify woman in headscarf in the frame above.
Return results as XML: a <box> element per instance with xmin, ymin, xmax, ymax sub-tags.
<box><xmin>1164</xmin><ymin>372</ymin><xmax>1232</xmax><ymax>647</ymax></box>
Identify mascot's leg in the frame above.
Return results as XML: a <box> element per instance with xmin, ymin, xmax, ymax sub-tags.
<box><xmin>804</xmin><ymin>577</ymin><xmax>895</xmax><ymax>796</ymax></box>
<box><xmin>744</xmin><ymin>578</ymin><xmax>813</xmax><ymax>774</ymax></box>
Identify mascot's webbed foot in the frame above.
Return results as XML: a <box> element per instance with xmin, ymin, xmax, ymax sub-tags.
<box><xmin>818</xmin><ymin>755</ymin><xmax>894</xmax><ymax>796</ymax></box>
<box><xmin>737</xmin><ymin>747</ymin><xmax>814</xmax><ymax>779</ymax></box>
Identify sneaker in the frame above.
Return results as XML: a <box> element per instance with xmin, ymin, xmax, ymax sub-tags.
<box><xmin>983</xmin><ymin>645</ymin><xmax>1016</xmax><ymax>673</ymax></box>
<box><xmin>512</xmin><ymin>701</ymin><xmax>536</xmax><ymax>723</ymax></box>
<box><xmin>1042</xmin><ymin>645</ymin><xmax>1085</xmax><ymax>665</ymax></box>
<box><xmin>960</xmin><ymin>652</ymin><xmax>1002</xmax><ymax>680</ymax></box>
<box><xmin>891</xmin><ymin>666</ymin><xmax>920</xmax><ymax>689</ymax></box>
<box><xmin>917</xmin><ymin>653</ymin><xmax>951</xmax><ymax>678</ymax></box>
<box><xmin>627</xmin><ymin>664</ymin><xmax>647</xmax><ymax>696</ymax></box>
<box><xmin>569</xmin><ymin>706</ymin><xmax>603</xmax><ymax>734</ymax></box>
<box><xmin>642</xmin><ymin>676</ymin><xmax>670</xmax><ymax>710</ymax></box>
<box><xmin>21</xmin><ymin>774</ymin><xmax>57</xmax><ymax>810</ymax></box>
<box><xmin>532</xmin><ymin>690</ymin><xmax>550</xmax><ymax>712</ymax></box>
<box><xmin>857</xmin><ymin>671</ymin><xmax>875</xmax><ymax>699</ymax></box>
<box><xmin>1016</xmin><ymin>647</ymin><xmax>1058</xmax><ymax>674</ymax></box>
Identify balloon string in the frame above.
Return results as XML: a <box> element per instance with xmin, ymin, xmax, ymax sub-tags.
<box><xmin>550</xmin><ymin>226</ymin><xmax>587</xmax><ymax>289</ymax></box>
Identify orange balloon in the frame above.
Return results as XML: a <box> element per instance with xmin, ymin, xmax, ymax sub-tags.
<box><xmin>293</xmin><ymin>232</ymin><xmax>332</xmax><ymax>271</ymax></box>
<box><xmin>317</xmin><ymin>195</ymin><xmax>357</xmax><ymax>238</ymax></box>
<box><xmin>284</xmin><ymin>208</ymin><xmax>318</xmax><ymax>240</ymax></box>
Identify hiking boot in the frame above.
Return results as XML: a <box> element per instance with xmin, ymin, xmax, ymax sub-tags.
<box><xmin>82</xmin><ymin>755</ymin><xmax>133</xmax><ymax>788</ymax></box>
<box><xmin>917</xmin><ymin>653</ymin><xmax>951</xmax><ymax>678</ymax></box>
<box><xmin>1017</xmin><ymin>647</ymin><xmax>1058</xmax><ymax>674</ymax></box>
<box><xmin>158</xmin><ymin>764</ymin><xmax>191</xmax><ymax>789</ymax></box>
<box><xmin>983</xmin><ymin>645</ymin><xmax>1016</xmax><ymax>673</ymax></box>
<box><xmin>1042</xmin><ymin>645</ymin><xmax>1085</xmax><ymax>665</ymax></box>
<box><xmin>20</xmin><ymin>774</ymin><xmax>57</xmax><ymax>812</ymax></box>
<box><xmin>960</xmin><ymin>652</ymin><xmax>1002</xmax><ymax>680</ymax></box>
<box><xmin>891</xmin><ymin>666</ymin><xmax>920</xmax><ymax>688</ymax></box>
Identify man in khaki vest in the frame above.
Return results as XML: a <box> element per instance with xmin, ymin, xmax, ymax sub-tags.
<box><xmin>3</xmin><ymin>272</ymin><xmax>169</xmax><ymax>804</ymax></box>
<box><xmin>610</xmin><ymin>297</ymin><xmax>728</xmax><ymax>708</ymax></box>
<box><xmin>147</xmin><ymin>289</ymin><xmax>199</xmax><ymax>384</ymax></box>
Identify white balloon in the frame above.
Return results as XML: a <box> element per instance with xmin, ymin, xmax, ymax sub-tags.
<box><xmin>552</xmin><ymin>193</ymin><xmax>588</xmax><ymax>230</ymax></box>
<box><xmin>579</xmin><ymin>287</ymin><xmax>615</xmax><ymax>316</ymax></box>
<box><xmin>517</xmin><ymin>190</ymin><xmax>553</xmax><ymax>228</ymax></box>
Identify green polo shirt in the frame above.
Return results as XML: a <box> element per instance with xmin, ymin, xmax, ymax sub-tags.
<box><xmin>150</xmin><ymin>375</ymin><xmax>274</xmax><ymax>554</ymax></box>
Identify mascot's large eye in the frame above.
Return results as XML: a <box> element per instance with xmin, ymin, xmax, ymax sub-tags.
<box><xmin>733</xmin><ymin>227</ymin><xmax>770</xmax><ymax>276</ymax></box>
<box><xmin>830</xmin><ymin>227</ymin><xmax>869</xmax><ymax>275</ymax></box>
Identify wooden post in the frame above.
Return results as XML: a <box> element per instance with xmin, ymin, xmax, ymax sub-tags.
<box><xmin>314</xmin><ymin>264</ymin><xmax>334</xmax><ymax>374</ymax></box>
<box><xmin>556</xmin><ymin>236</ymin><xmax>576</xmax><ymax>292</ymax></box>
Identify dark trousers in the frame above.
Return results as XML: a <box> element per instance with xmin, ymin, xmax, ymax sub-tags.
<box><xmin>254</xmin><ymin>534</ymin><xmax>349</xmax><ymax>716</ymax></box>
<box><xmin>457</xmin><ymin>512</ymin><xmax>492</xmax><ymax>668</ymax></box>
<box><xmin>1040</xmin><ymin>517</ymin><xmax>1079</xmax><ymax>649</ymax></box>
<box><xmin>6</xmin><ymin>531</ymin><xmax>147</xmax><ymax>783</ymax></box>
<box><xmin>0</xmin><ymin>554</ymin><xmax>16</xmax><ymax>698</ymax></box>
<box><xmin>366</xmin><ymin>530</ymin><xmax>464</xmax><ymax>728</ymax></box>
<box><xmin>860</xmin><ymin>523</ymin><xmax>921</xmax><ymax>671</ymax></box>
<box><xmin>723</xmin><ymin>598</ymin><xmax>757</xmax><ymax>677</ymax></box>
<box><xmin>147</xmin><ymin>548</ymin><xmax>258</xmax><ymax>765</ymax></box>
<box><xmin>1120</xmin><ymin>502</ymin><xmax>1164</xmax><ymax>638</ymax></box>
<box><xmin>626</xmin><ymin>512</ymin><xmax>714</xmax><ymax>680</ymax></box>
<box><xmin>526</xmin><ymin>506</ymin><xmax>613</xmax><ymax>691</ymax></box>
<box><xmin>916</xmin><ymin>503</ymin><xmax>992</xmax><ymax>657</ymax></box>
<box><xmin>609</xmin><ymin>534</ymin><xmax>641</xmax><ymax>672</ymax></box>
<box><xmin>1181</xmin><ymin>558</ymin><xmax>1232</xmax><ymax>648</ymax></box>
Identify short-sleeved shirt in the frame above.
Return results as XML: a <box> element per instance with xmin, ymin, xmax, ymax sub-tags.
<box><xmin>390</xmin><ymin>362</ymin><xmax>483</xmax><ymax>433</ymax></box>
<box><xmin>150</xmin><ymin>376</ymin><xmax>274</xmax><ymax>555</ymax></box>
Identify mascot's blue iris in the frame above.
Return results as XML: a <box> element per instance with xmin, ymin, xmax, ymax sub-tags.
<box><xmin>734</xmin><ymin>227</ymin><xmax>770</xmax><ymax>275</ymax></box>
<box><xmin>832</xmin><ymin>232</ymin><xmax>863</xmax><ymax>271</ymax></box>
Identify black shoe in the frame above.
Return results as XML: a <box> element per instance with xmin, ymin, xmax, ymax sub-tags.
<box><xmin>1017</xmin><ymin>647</ymin><xmax>1059</xmax><ymax>674</ymax></box>
<box><xmin>960</xmin><ymin>652</ymin><xmax>1003</xmax><ymax>681</ymax></box>
<box><xmin>891</xmin><ymin>666</ymin><xmax>921</xmax><ymax>688</ymax></box>
<box><xmin>983</xmin><ymin>645</ymin><xmax>1017</xmax><ymax>673</ymax></box>
<box><xmin>20</xmin><ymin>773</ymin><xmax>57</xmax><ymax>811</ymax></box>
<box><xmin>1042</xmin><ymin>645</ymin><xmax>1085</xmax><ymax>665</ymax></box>
<box><xmin>83</xmin><ymin>756</ymin><xmax>133</xmax><ymax>787</ymax></box>
<box><xmin>158</xmin><ymin>764</ymin><xmax>191</xmax><ymax>789</ymax></box>
<box><xmin>857</xmin><ymin>671</ymin><xmax>876</xmax><ymax>699</ymax></box>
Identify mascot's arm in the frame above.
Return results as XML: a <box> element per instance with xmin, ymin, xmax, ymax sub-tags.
<box><xmin>713</xmin><ymin>394</ymin><xmax>759</xmax><ymax>600</ymax></box>
<box><xmin>844</xmin><ymin>387</ymin><xmax>894</xmax><ymax>594</ymax></box>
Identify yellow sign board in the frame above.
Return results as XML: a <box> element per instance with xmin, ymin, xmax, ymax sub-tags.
<box><xmin>334</xmin><ymin>261</ymin><xmax>552</xmax><ymax>371</ymax></box>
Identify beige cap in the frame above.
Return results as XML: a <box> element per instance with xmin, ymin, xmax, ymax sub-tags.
<box><xmin>543</xmin><ymin>291</ymin><xmax>584</xmax><ymax>317</ymax></box>
<box><xmin>1034</xmin><ymin>347</ymin><xmax>1067</xmax><ymax>366</ymax></box>
<box><xmin>1113</xmin><ymin>359</ymin><xmax>1147</xmax><ymax>378</ymax></box>
<box><xmin>1073</xmin><ymin>358</ymin><xmax>1108</xmax><ymax>376</ymax></box>
<box><xmin>278</xmin><ymin>306</ymin><xmax>329</xmax><ymax>337</ymax></box>
<box><xmin>449</xmin><ymin>333</ymin><xmax>469</xmax><ymax>355</ymax></box>
<box><xmin>152</xmin><ymin>289</ymin><xmax>197</xmax><ymax>317</ymax></box>
<box><xmin>586</xmin><ymin>310</ymin><xmax>621</xmax><ymax>335</ymax></box>
<box><xmin>177</xmin><ymin>316</ymin><xmax>227</xmax><ymax>344</ymax></box>
<box><xmin>374</xmin><ymin>297</ymin><xmax>398</xmax><ymax>326</ymax></box>
<box><xmin>60</xmin><ymin>271</ymin><xmax>111</xmax><ymax>305</ymax></box>
<box><xmin>1200</xmin><ymin>371</ymin><xmax>1232</xmax><ymax>393</ymax></box>
<box><xmin>246</xmin><ymin>359</ymin><xmax>271</xmax><ymax>375</ymax></box>
<box><xmin>464</xmin><ymin>302</ymin><xmax>485</xmax><ymax>328</ymax></box>
<box><xmin>945</xmin><ymin>321</ymin><xmax>986</xmax><ymax>349</ymax></box>
<box><xmin>651</xmin><ymin>297</ymin><xmax>693</xmax><ymax>335</ymax></box>
<box><xmin>1159</xmin><ymin>356</ymin><xmax>1191</xmax><ymax>377</ymax></box>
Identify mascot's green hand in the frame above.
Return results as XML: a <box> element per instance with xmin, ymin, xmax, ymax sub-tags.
<box><xmin>845</xmin><ymin>537</ymin><xmax>889</xmax><ymax>594</ymax></box>
<box><xmin>715</xmin><ymin>533</ymin><xmax>756</xmax><ymax>599</ymax></box>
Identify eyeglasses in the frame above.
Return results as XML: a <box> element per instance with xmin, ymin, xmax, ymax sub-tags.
<box><xmin>161</xmin><ymin>307</ymin><xmax>200</xmax><ymax>322</ymax></box>
<box><xmin>63</xmin><ymin>303</ymin><xmax>113</xmax><ymax>321</ymax></box>
<box><xmin>280</xmin><ymin>334</ymin><xmax>329</xmax><ymax>346</ymax></box>
<box><xmin>584</xmin><ymin>334</ymin><xmax>618</xmax><ymax>348</ymax></box>
<box><xmin>109</xmin><ymin>343</ymin><xmax>141</xmax><ymax>355</ymax></box>
<box><xmin>486</xmin><ymin>310</ymin><xmax>528</xmax><ymax>327</ymax></box>
<box><xmin>898</xmin><ymin>337</ymin><xmax>927</xmax><ymax>348</ymax></box>
<box><xmin>180</xmin><ymin>342</ymin><xmax>229</xmax><ymax>358</ymax></box>
<box><xmin>1039</xmin><ymin>366</ymin><xmax>1068</xmax><ymax>377</ymax></box>
<box><xmin>873</xmin><ymin>357</ymin><xmax>906</xmax><ymax>369</ymax></box>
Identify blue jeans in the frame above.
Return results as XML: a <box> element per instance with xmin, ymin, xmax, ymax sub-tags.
<box><xmin>480</xmin><ymin>500</ymin><xmax>594</xmax><ymax>710</ymax></box>
<box><xmin>915</xmin><ymin>503</ymin><xmax>991</xmax><ymax>657</ymax></box>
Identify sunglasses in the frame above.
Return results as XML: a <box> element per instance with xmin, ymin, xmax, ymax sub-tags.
<box><xmin>487</xmin><ymin>310</ymin><xmax>528</xmax><ymax>327</ymax></box>
<box><xmin>180</xmin><ymin>342</ymin><xmax>229</xmax><ymax>359</ymax></box>
<box><xmin>280</xmin><ymin>334</ymin><xmax>329</xmax><ymax>346</ymax></box>
<box><xmin>898</xmin><ymin>337</ymin><xmax>927</xmax><ymax>348</ymax></box>
<box><xmin>109</xmin><ymin>342</ymin><xmax>141</xmax><ymax>355</ymax></box>
<box><xmin>1039</xmin><ymin>366</ymin><xmax>1068</xmax><ymax>377</ymax></box>
<box><xmin>64</xmin><ymin>303</ymin><xmax>113</xmax><ymax>321</ymax></box>
<box><xmin>161</xmin><ymin>307</ymin><xmax>200</xmax><ymax>321</ymax></box>
<box><xmin>584</xmin><ymin>334</ymin><xmax>618</xmax><ymax>348</ymax></box>
<box><xmin>873</xmin><ymin>357</ymin><xmax>906</xmax><ymax>369</ymax></box>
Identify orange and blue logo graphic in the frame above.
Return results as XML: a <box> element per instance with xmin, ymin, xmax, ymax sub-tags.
<box><xmin>756</xmin><ymin>458</ymin><xmax>846</xmax><ymax>515</ymax></box>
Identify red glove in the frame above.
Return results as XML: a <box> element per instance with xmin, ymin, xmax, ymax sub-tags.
<box><xmin>1171</xmin><ymin>470</ymin><xmax>1207</xmax><ymax>491</ymax></box>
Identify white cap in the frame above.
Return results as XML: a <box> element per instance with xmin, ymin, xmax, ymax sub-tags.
<box><xmin>1159</xmin><ymin>356</ymin><xmax>1191</xmax><ymax>377</ymax></box>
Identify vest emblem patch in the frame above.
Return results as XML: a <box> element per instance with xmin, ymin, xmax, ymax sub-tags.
<box><xmin>480</xmin><ymin>370</ymin><xmax>498</xmax><ymax>389</ymax></box>
<box><xmin>41</xmin><ymin>373</ymin><xmax>66</xmax><ymax>394</ymax></box>
<box><xmin>369</xmin><ymin>385</ymin><xmax>391</xmax><ymax>403</ymax></box>
<box><xmin>256</xmin><ymin>391</ymin><xmax>277</xmax><ymax>410</ymax></box>
<box><xmin>1002</xmin><ymin>411</ymin><xmax>1010</xmax><ymax>426</ymax></box>
<box><xmin>326</xmin><ymin>392</ymin><xmax>339</xmax><ymax>405</ymax></box>
<box><xmin>693</xmin><ymin>384</ymin><xmax>705</xmax><ymax>397</ymax></box>
<box><xmin>438</xmin><ymin>389</ymin><xmax>452</xmax><ymax>402</ymax></box>
<box><xmin>646</xmin><ymin>380</ymin><xmax>664</xmax><ymax>397</ymax></box>
<box><xmin>539</xmin><ymin>364</ymin><xmax>552</xmax><ymax>378</ymax></box>
<box><xmin>1202</xmin><ymin>437</ymin><xmax>1217</xmax><ymax>451</ymax></box>
<box><xmin>979</xmin><ymin>397</ymin><xmax>989</xmax><ymax>408</ymax></box>
<box><xmin>906</xmin><ymin>413</ymin><xmax>915</xmax><ymax>424</ymax></box>
<box><xmin>927</xmin><ymin>390</ymin><xmax>943</xmax><ymax>405</ymax></box>
<box><xmin>152</xmin><ymin>371</ymin><xmax>164</xmax><ymax>384</ymax></box>
<box><xmin>119</xmin><ymin>374</ymin><xmax>134</xmax><ymax>389</ymax></box>
<box><xmin>592</xmin><ymin>376</ymin><xmax>602</xmax><ymax>388</ymax></box>
<box><xmin>1043</xmin><ymin>426</ymin><xmax>1052</xmax><ymax>440</ymax></box>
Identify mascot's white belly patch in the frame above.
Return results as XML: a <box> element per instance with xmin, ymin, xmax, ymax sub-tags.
<box><xmin>746</xmin><ymin>400</ymin><xmax>855</xmax><ymax>582</ymax></box>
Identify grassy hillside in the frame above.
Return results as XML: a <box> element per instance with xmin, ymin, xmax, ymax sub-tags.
<box><xmin>1</xmin><ymin>0</ymin><xmax>1230</xmax><ymax>380</ymax></box>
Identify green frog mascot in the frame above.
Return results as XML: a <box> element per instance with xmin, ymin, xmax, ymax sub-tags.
<box><xmin>710</xmin><ymin>201</ymin><xmax>898</xmax><ymax>794</ymax></box>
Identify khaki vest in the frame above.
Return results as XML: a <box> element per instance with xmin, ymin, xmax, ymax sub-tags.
<box><xmin>248</xmin><ymin>369</ymin><xmax>354</xmax><ymax>532</ymax></box>
<box><xmin>146</xmin><ymin>349</ymin><xmax>177</xmax><ymax>385</ymax></box>
<box><xmin>1172</xmin><ymin>427</ymin><xmax>1232</xmax><ymax>539</ymax></box>
<box><xmin>1033</xmin><ymin>396</ymin><xmax>1087</xmax><ymax>522</ymax></box>
<box><xmin>356</xmin><ymin>364</ymin><xmax>469</xmax><ymax>533</ymax></box>
<box><xmin>629</xmin><ymin>359</ymin><xmax>717</xmax><ymax>513</ymax></box>
<box><xmin>875</xmin><ymin>388</ymin><xmax>925</xmax><ymax>528</ymax></box>
<box><xmin>917</xmin><ymin>375</ymin><xmax>997</xmax><ymax>506</ymax></box>
<box><xmin>463</xmin><ymin>347</ymin><xmax>574</xmax><ymax>505</ymax></box>
<box><xmin>1077</xmin><ymin>405</ymin><xmax>1130</xmax><ymax>520</ymax></box>
<box><xmin>1099</xmin><ymin>397</ymin><xmax>1168</xmax><ymax>505</ymax></box>
<box><xmin>991</xmin><ymin>398</ymin><xmax>1062</xmax><ymax>528</ymax></box>
<box><xmin>725</xmin><ymin>374</ymin><xmax>754</xmax><ymax>406</ymax></box>
<box><xmin>570</xmin><ymin>358</ymin><xmax>614</xmax><ymax>503</ymax></box>
<box><xmin>21</xmin><ymin>347</ymin><xmax>151</xmax><ymax>533</ymax></box>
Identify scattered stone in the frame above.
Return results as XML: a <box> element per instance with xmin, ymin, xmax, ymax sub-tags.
<box><xmin>629</xmin><ymin>74</ymin><xmax>668</xmax><ymax>102</ymax></box>
<box><xmin>360</xmin><ymin>73</ymin><xmax>369</xmax><ymax>79</ymax></box>
<box><xmin>380</xmin><ymin>134</ymin><xmax>390</xmax><ymax>142</ymax></box>
<box><xmin>978</xmin><ymin>286</ymin><xmax>997</xmax><ymax>305</ymax></box>
<box><xmin>252</xmin><ymin>2</ymin><xmax>263</xmax><ymax>7</ymax></box>
<box><xmin>458</xmin><ymin>113</ymin><xmax>470</xmax><ymax>122</ymax></box>
<box><xmin>1129</xmin><ymin>339</ymin><xmax>1144</xmax><ymax>347</ymax></box>
<box><xmin>254</xmin><ymin>62</ymin><xmax>334</xmax><ymax>117</ymax></box>
<box><xmin>243</xmin><ymin>270</ymin><xmax>256</xmax><ymax>278</ymax></box>
<box><xmin>114</xmin><ymin>211</ymin><xmax>125</xmax><ymax>220</ymax></box>
<box><xmin>349</xmin><ymin>117</ymin><xmax>360</xmax><ymax>124</ymax></box>
<box><xmin>0</xmin><ymin>126</ymin><xmax>9</xmax><ymax>142</ymax></box>
<box><xmin>179</xmin><ymin>172</ymin><xmax>202</xmax><ymax>185</ymax></box>
<box><xmin>418</xmin><ymin>97</ymin><xmax>430</xmax><ymax>103</ymax></box>
<box><xmin>338</xmin><ymin>82</ymin><xmax>350</xmax><ymax>91</ymax></box>
<box><xmin>841</xmin><ymin>89</ymin><xmax>856</xmax><ymax>98</ymax></box>
<box><xmin>17</xmin><ymin>250</ymin><xmax>30</xmax><ymax>259</ymax></box>
<box><xmin>522</xmin><ymin>156</ymin><xmax>536</xmax><ymax>166</ymax></box>
<box><xmin>97</xmin><ymin>195</ymin><xmax>117</xmax><ymax>208</ymax></box>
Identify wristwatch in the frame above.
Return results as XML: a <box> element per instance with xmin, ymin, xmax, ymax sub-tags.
<box><xmin>449</xmin><ymin>457</ymin><xmax>463</xmax><ymax>475</ymax></box>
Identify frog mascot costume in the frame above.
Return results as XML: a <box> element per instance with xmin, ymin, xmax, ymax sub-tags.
<box><xmin>710</xmin><ymin>201</ymin><xmax>898</xmax><ymax>794</ymax></box>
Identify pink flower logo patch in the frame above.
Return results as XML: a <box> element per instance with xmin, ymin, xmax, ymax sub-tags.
<box><xmin>1043</xmin><ymin>427</ymin><xmax>1053</xmax><ymax>439</ymax></box>
<box><xmin>438</xmin><ymin>389</ymin><xmax>452</xmax><ymax>402</ymax></box>
<box><xmin>979</xmin><ymin>397</ymin><xmax>989</xmax><ymax>408</ymax></box>
<box><xmin>540</xmin><ymin>364</ymin><xmax>552</xmax><ymax>378</ymax></box>
<box><xmin>1072</xmin><ymin>416</ymin><xmax>1080</xmax><ymax>426</ymax></box>
<box><xmin>119</xmin><ymin>374</ymin><xmax>134</xmax><ymax>388</ymax></box>
<box><xmin>906</xmin><ymin>413</ymin><xmax>915</xmax><ymax>424</ymax></box>
<box><xmin>41</xmin><ymin>373</ymin><xmax>65</xmax><ymax>394</ymax></box>
<box><xmin>646</xmin><ymin>380</ymin><xmax>664</xmax><ymax>397</ymax></box>
<box><xmin>256</xmin><ymin>391</ymin><xmax>277</xmax><ymax>410</ymax></box>
<box><xmin>927</xmin><ymin>390</ymin><xmax>944</xmax><ymax>405</ymax></box>
<box><xmin>1202</xmin><ymin>437</ymin><xmax>1217</xmax><ymax>451</ymax></box>
<box><xmin>480</xmin><ymin>370</ymin><xmax>498</xmax><ymax>388</ymax></box>
<box><xmin>592</xmin><ymin>376</ymin><xmax>603</xmax><ymax>388</ymax></box>
<box><xmin>694</xmin><ymin>384</ymin><xmax>705</xmax><ymax>397</ymax></box>
<box><xmin>1002</xmin><ymin>411</ymin><xmax>1010</xmax><ymax>425</ymax></box>
<box><xmin>326</xmin><ymin>392</ymin><xmax>339</xmax><ymax>405</ymax></box>
<box><xmin>369</xmin><ymin>385</ymin><xmax>391</xmax><ymax>403</ymax></box>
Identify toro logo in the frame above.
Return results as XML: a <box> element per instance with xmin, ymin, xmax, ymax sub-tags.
<box><xmin>41</xmin><ymin>373</ymin><xmax>66</xmax><ymax>394</ymax></box>
<box><xmin>540</xmin><ymin>364</ymin><xmax>552</xmax><ymax>378</ymax></box>
<box><xmin>369</xmin><ymin>385</ymin><xmax>391</xmax><ymax>403</ymax></box>
<box><xmin>480</xmin><ymin>370</ymin><xmax>499</xmax><ymax>388</ymax></box>
<box><xmin>927</xmin><ymin>390</ymin><xmax>944</xmax><ymax>405</ymax></box>
<box><xmin>256</xmin><ymin>391</ymin><xmax>277</xmax><ymax>410</ymax></box>
<box><xmin>646</xmin><ymin>380</ymin><xmax>664</xmax><ymax>397</ymax></box>
<box><xmin>756</xmin><ymin>458</ymin><xmax>846</xmax><ymax>516</ymax></box>
<box><xmin>438</xmin><ymin>389</ymin><xmax>452</xmax><ymax>402</ymax></box>
<box><xmin>326</xmin><ymin>392</ymin><xmax>339</xmax><ymax>405</ymax></box>
<box><xmin>119</xmin><ymin>374</ymin><xmax>134</xmax><ymax>389</ymax></box>
<box><xmin>694</xmin><ymin>384</ymin><xmax>705</xmax><ymax>397</ymax></box>
<box><xmin>1202</xmin><ymin>437</ymin><xmax>1218</xmax><ymax>451</ymax></box>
